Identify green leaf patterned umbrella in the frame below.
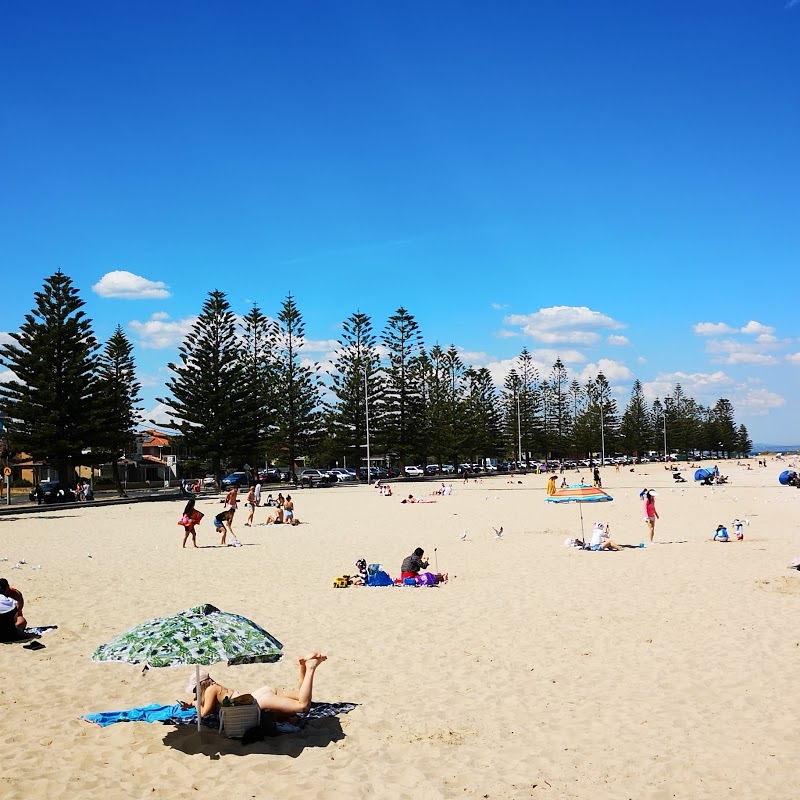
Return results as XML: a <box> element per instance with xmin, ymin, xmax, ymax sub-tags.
<box><xmin>92</xmin><ymin>603</ymin><xmax>283</xmax><ymax>730</ymax></box>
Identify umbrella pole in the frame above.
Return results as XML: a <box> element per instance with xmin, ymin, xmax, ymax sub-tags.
<box><xmin>195</xmin><ymin>664</ymin><xmax>202</xmax><ymax>732</ymax></box>
<box><xmin>579</xmin><ymin>504</ymin><xmax>586</xmax><ymax>546</ymax></box>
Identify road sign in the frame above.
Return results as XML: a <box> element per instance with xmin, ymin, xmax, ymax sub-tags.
<box><xmin>3</xmin><ymin>467</ymin><xmax>10</xmax><ymax>476</ymax></box>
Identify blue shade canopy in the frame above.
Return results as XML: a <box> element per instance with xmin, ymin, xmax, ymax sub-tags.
<box><xmin>695</xmin><ymin>469</ymin><xmax>711</xmax><ymax>481</ymax></box>
<box><xmin>778</xmin><ymin>470</ymin><xmax>796</xmax><ymax>486</ymax></box>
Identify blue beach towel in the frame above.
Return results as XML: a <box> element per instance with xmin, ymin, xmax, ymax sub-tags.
<box><xmin>82</xmin><ymin>703</ymin><xmax>197</xmax><ymax>727</ymax></box>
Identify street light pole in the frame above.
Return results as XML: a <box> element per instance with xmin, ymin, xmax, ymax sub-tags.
<box><xmin>364</xmin><ymin>368</ymin><xmax>371</xmax><ymax>485</ymax></box>
<box><xmin>663</xmin><ymin>412</ymin><xmax>668</xmax><ymax>463</ymax></box>
<box><xmin>516</xmin><ymin>390</ymin><xmax>523</xmax><ymax>468</ymax></box>
<box><xmin>600</xmin><ymin>402</ymin><xmax>605</xmax><ymax>468</ymax></box>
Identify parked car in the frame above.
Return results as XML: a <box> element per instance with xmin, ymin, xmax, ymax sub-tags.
<box><xmin>29</xmin><ymin>480</ymin><xmax>76</xmax><ymax>504</ymax></box>
<box><xmin>440</xmin><ymin>464</ymin><xmax>455</xmax><ymax>474</ymax></box>
<box><xmin>358</xmin><ymin>466</ymin><xmax>382</xmax><ymax>480</ymax></box>
<box><xmin>300</xmin><ymin>468</ymin><xmax>337</xmax><ymax>486</ymax></box>
<box><xmin>329</xmin><ymin>468</ymin><xmax>356</xmax><ymax>482</ymax></box>
<box><xmin>258</xmin><ymin>467</ymin><xmax>283</xmax><ymax>483</ymax></box>
<box><xmin>202</xmin><ymin>475</ymin><xmax>216</xmax><ymax>486</ymax></box>
<box><xmin>404</xmin><ymin>465</ymin><xmax>424</xmax><ymax>477</ymax></box>
<box><xmin>424</xmin><ymin>464</ymin><xmax>440</xmax><ymax>476</ymax></box>
<box><xmin>221</xmin><ymin>471</ymin><xmax>251</xmax><ymax>489</ymax></box>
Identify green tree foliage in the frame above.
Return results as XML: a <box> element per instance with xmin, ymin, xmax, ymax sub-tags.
<box><xmin>273</xmin><ymin>295</ymin><xmax>321</xmax><ymax>473</ymax></box>
<box><xmin>0</xmin><ymin>271</ymin><xmax>99</xmax><ymax>482</ymax></box>
<box><xmin>381</xmin><ymin>307</ymin><xmax>425</xmax><ymax>465</ymax></box>
<box><xmin>463</xmin><ymin>367</ymin><xmax>505</xmax><ymax>460</ymax></box>
<box><xmin>735</xmin><ymin>423</ymin><xmax>753</xmax><ymax>456</ymax></box>
<box><xmin>241</xmin><ymin>304</ymin><xmax>278</xmax><ymax>463</ymax></box>
<box><xmin>158</xmin><ymin>290</ymin><xmax>254</xmax><ymax>481</ymax></box>
<box><xmin>547</xmin><ymin>358</ymin><xmax>570</xmax><ymax>455</ymax></box>
<box><xmin>95</xmin><ymin>326</ymin><xmax>142</xmax><ymax>496</ymax></box>
<box><xmin>328</xmin><ymin>311</ymin><xmax>381</xmax><ymax>472</ymax></box>
<box><xmin>619</xmin><ymin>379</ymin><xmax>651</xmax><ymax>457</ymax></box>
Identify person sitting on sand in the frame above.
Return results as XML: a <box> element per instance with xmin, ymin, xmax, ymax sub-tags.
<box><xmin>181</xmin><ymin>653</ymin><xmax>327</xmax><ymax>721</ymax></box>
<box><xmin>0</xmin><ymin>578</ymin><xmax>26</xmax><ymax>633</ymax></box>
<box><xmin>588</xmin><ymin>522</ymin><xmax>621</xmax><ymax>551</ymax></box>
<box><xmin>713</xmin><ymin>524</ymin><xmax>730</xmax><ymax>542</ymax></box>
<box><xmin>349</xmin><ymin>558</ymin><xmax>368</xmax><ymax>586</ymax></box>
<box><xmin>283</xmin><ymin>494</ymin><xmax>299</xmax><ymax>525</ymax></box>
<box><xmin>399</xmin><ymin>548</ymin><xmax>448</xmax><ymax>583</ymax></box>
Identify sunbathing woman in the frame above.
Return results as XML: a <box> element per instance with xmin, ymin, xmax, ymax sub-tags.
<box><xmin>181</xmin><ymin>653</ymin><xmax>327</xmax><ymax>721</ymax></box>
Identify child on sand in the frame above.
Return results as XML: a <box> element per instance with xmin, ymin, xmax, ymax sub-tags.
<box><xmin>713</xmin><ymin>525</ymin><xmax>730</xmax><ymax>542</ymax></box>
<box><xmin>179</xmin><ymin>497</ymin><xmax>204</xmax><ymax>548</ymax></box>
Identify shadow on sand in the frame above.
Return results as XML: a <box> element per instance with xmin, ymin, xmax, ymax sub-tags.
<box><xmin>161</xmin><ymin>716</ymin><xmax>345</xmax><ymax>759</ymax></box>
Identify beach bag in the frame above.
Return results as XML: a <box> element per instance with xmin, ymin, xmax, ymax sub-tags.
<box><xmin>402</xmin><ymin>577</ymin><xmax>418</xmax><ymax>586</ymax></box>
<box><xmin>367</xmin><ymin>570</ymin><xmax>393</xmax><ymax>587</ymax></box>
<box><xmin>417</xmin><ymin>572</ymin><xmax>437</xmax><ymax>586</ymax></box>
<box><xmin>178</xmin><ymin>514</ymin><xmax>190</xmax><ymax>527</ymax></box>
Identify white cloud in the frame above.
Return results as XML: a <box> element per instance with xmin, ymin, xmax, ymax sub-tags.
<box><xmin>491</xmin><ymin>302</ymin><xmax>508</xmax><ymax>310</ymax></box>
<box><xmin>606</xmin><ymin>335</ymin><xmax>630</xmax><ymax>346</ymax></box>
<box><xmin>529</xmin><ymin>349</ymin><xmax>587</xmax><ymax>365</ymax></box>
<box><xmin>706</xmin><ymin>337</ymin><xmax>782</xmax><ymax>365</ymax></box>
<box><xmin>0</xmin><ymin>369</ymin><xmax>16</xmax><ymax>384</ymax></box>
<box><xmin>138</xmin><ymin>370</ymin><xmax>166</xmax><ymax>388</ymax></box>
<box><xmin>0</xmin><ymin>332</ymin><xmax>15</xmax><ymax>348</ymax></box>
<box><xmin>786</xmin><ymin>353</ymin><xmax>800</xmax><ymax>365</ymax></box>
<box><xmin>736</xmin><ymin>389</ymin><xmax>785</xmax><ymax>416</ymax></box>
<box><xmin>503</xmin><ymin>306</ymin><xmax>625</xmax><ymax>345</ymax></box>
<box><xmin>717</xmin><ymin>353</ymin><xmax>778</xmax><ymax>366</ymax></box>
<box><xmin>494</xmin><ymin>329</ymin><xmax>520</xmax><ymax>339</ymax></box>
<box><xmin>740</xmin><ymin>320</ymin><xmax>775</xmax><ymax>336</ymax></box>
<box><xmin>482</xmin><ymin>358</ymin><xmax>522</xmax><ymax>387</ymax></box>
<box><xmin>456</xmin><ymin>348</ymin><xmax>489</xmax><ymax>365</ymax></box>
<box><xmin>150</xmin><ymin>311</ymin><xmax>170</xmax><ymax>321</ymax></box>
<box><xmin>141</xmin><ymin>403</ymin><xmax>174</xmax><ymax>426</ymax></box>
<box><xmin>755</xmin><ymin>333</ymin><xmax>777</xmax><ymax>344</ymax></box>
<box><xmin>92</xmin><ymin>270</ymin><xmax>171</xmax><ymax>299</ymax></box>
<box><xmin>576</xmin><ymin>358</ymin><xmax>633</xmax><ymax>384</ymax></box>
<box><xmin>693</xmin><ymin>322</ymin><xmax>735</xmax><ymax>336</ymax></box>
<box><xmin>129</xmin><ymin>313</ymin><xmax>196</xmax><ymax>349</ymax></box>
<box><xmin>302</xmin><ymin>338</ymin><xmax>340</xmax><ymax>354</ymax></box>
<box><xmin>642</xmin><ymin>370</ymin><xmax>734</xmax><ymax>401</ymax></box>
<box><xmin>637</xmin><ymin>356</ymin><xmax>647</xmax><ymax>364</ymax></box>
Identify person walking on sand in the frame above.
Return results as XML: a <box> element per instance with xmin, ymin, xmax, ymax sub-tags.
<box><xmin>593</xmin><ymin>467</ymin><xmax>602</xmax><ymax>489</ymax></box>
<box><xmin>546</xmin><ymin>474</ymin><xmax>557</xmax><ymax>496</ymax></box>
<box><xmin>180</xmin><ymin>497</ymin><xmax>204</xmax><ymax>548</ymax></box>
<box><xmin>641</xmin><ymin>489</ymin><xmax>659</xmax><ymax>543</ymax></box>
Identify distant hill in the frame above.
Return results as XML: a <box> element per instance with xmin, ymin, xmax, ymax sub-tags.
<box><xmin>751</xmin><ymin>443</ymin><xmax>800</xmax><ymax>453</ymax></box>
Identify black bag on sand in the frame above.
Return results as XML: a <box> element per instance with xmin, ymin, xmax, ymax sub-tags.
<box><xmin>241</xmin><ymin>710</ymin><xmax>279</xmax><ymax>745</ymax></box>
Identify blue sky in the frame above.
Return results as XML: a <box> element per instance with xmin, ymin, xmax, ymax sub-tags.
<box><xmin>1</xmin><ymin>1</ymin><xmax>799</xmax><ymax>442</ymax></box>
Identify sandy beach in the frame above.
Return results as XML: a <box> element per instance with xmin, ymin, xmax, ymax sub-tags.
<box><xmin>2</xmin><ymin>461</ymin><xmax>800</xmax><ymax>799</ymax></box>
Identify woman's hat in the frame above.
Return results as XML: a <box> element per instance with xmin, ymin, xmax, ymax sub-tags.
<box><xmin>186</xmin><ymin>670</ymin><xmax>211</xmax><ymax>692</ymax></box>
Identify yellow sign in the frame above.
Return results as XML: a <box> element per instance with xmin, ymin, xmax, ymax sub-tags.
<box><xmin>2</xmin><ymin>467</ymin><xmax>10</xmax><ymax>477</ymax></box>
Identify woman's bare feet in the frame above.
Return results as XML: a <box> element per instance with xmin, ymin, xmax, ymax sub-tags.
<box><xmin>299</xmin><ymin>652</ymin><xmax>326</xmax><ymax>668</ymax></box>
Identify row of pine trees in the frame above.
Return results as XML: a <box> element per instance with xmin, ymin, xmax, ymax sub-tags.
<box><xmin>0</xmin><ymin>272</ymin><xmax>753</xmax><ymax>491</ymax></box>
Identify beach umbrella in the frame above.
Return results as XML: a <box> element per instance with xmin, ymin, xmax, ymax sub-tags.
<box><xmin>545</xmin><ymin>484</ymin><xmax>613</xmax><ymax>542</ymax></box>
<box><xmin>92</xmin><ymin>603</ymin><xmax>283</xmax><ymax>730</ymax></box>
<box><xmin>778</xmin><ymin>470</ymin><xmax>796</xmax><ymax>486</ymax></box>
<box><xmin>694</xmin><ymin>468</ymin><xmax>711</xmax><ymax>482</ymax></box>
